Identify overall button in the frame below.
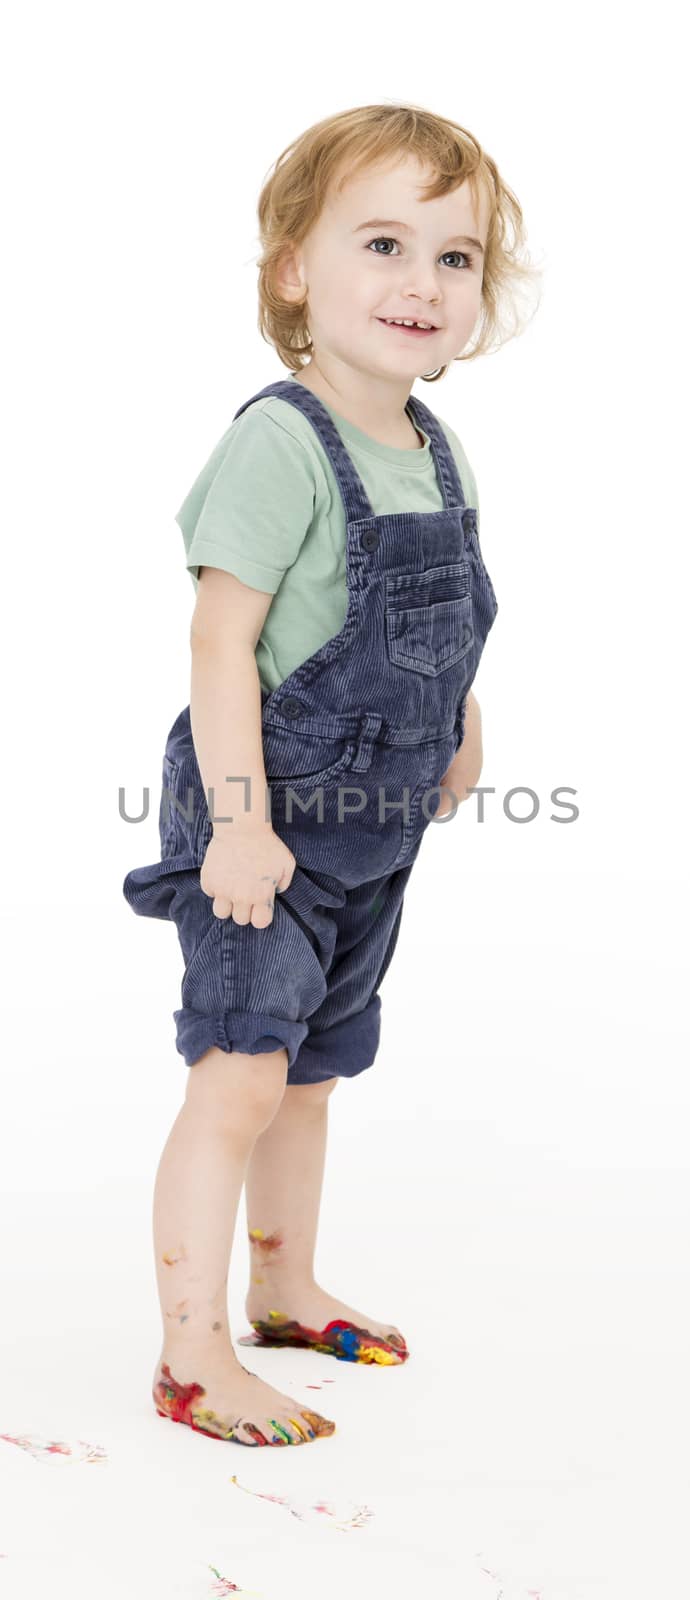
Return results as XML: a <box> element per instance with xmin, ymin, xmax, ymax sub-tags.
<box><xmin>362</xmin><ymin>530</ymin><xmax>380</xmax><ymax>552</ymax></box>
<box><xmin>281</xmin><ymin>696</ymin><xmax>304</xmax><ymax>717</ymax></box>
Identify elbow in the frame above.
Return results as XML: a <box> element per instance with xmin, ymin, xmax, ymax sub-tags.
<box><xmin>189</xmin><ymin>620</ymin><xmax>256</xmax><ymax>656</ymax></box>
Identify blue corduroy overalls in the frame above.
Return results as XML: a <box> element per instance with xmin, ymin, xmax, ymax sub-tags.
<box><xmin>122</xmin><ymin>380</ymin><xmax>498</xmax><ymax>1083</ymax></box>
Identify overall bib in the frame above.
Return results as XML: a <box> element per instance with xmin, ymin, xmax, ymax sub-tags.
<box><xmin>122</xmin><ymin>380</ymin><xmax>499</xmax><ymax>1084</ymax></box>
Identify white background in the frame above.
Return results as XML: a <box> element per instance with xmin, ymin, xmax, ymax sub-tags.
<box><xmin>2</xmin><ymin>2</ymin><xmax>688</xmax><ymax>1596</ymax></box>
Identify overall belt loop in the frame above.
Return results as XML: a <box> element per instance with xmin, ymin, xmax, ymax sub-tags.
<box><xmin>352</xmin><ymin>711</ymin><xmax>383</xmax><ymax>772</ymax></box>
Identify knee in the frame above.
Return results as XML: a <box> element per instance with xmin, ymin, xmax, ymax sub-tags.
<box><xmin>283</xmin><ymin>1076</ymin><xmax>340</xmax><ymax>1108</ymax></box>
<box><xmin>184</xmin><ymin>1043</ymin><xmax>288</xmax><ymax>1133</ymax></box>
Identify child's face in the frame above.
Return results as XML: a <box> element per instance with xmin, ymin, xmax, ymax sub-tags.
<box><xmin>286</xmin><ymin>154</ymin><xmax>489</xmax><ymax>381</ymax></box>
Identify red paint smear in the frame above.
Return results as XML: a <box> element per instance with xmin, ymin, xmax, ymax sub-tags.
<box><xmin>154</xmin><ymin>1363</ymin><xmax>333</xmax><ymax>1446</ymax></box>
<box><xmin>247</xmin><ymin>1228</ymin><xmax>285</xmax><ymax>1256</ymax></box>
<box><xmin>238</xmin><ymin>1315</ymin><xmax>409</xmax><ymax>1363</ymax></box>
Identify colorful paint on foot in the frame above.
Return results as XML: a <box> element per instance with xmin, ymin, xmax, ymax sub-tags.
<box><xmin>154</xmin><ymin>1363</ymin><xmax>239</xmax><ymax>1440</ymax></box>
<box><xmin>154</xmin><ymin>1363</ymin><xmax>332</xmax><ymax>1445</ymax></box>
<box><xmin>238</xmin><ymin>1311</ymin><xmax>409</xmax><ymax>1364</ymax></box>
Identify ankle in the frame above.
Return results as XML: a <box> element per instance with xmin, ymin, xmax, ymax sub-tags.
<box><xmin>247</xmin><ymin>1267</ymin><xmax>316</xmax><ymax>1296</ymax></box>
<box><xmin>158</xmin><ymin>1331</ymin><xmax>238</xmax><ymax>1370</ymax></box>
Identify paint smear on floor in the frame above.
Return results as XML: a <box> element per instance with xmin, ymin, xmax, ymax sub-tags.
<box><xmin>229</xmin><ymin>1473</ymin><xmax>373</xmax><ymax>1531</ymax></box>
<box><xmin>0</xmin><ymin>1433</ymin><xmax>107</xmax><ymax>1464</ymax></box>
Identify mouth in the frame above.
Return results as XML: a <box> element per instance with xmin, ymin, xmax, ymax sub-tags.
<box><xmin>376</xmin><ymin>318</ymin><xmax>439</xmax><ymax>338</ymax></box>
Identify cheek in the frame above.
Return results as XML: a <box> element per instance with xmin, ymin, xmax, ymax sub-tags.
<box><xmin>306</xmin><ymin>261</ymin><xmax>350</xmax><ymax>317</ymax></box>
<box><xmin>321</xmin><ymin>272</ymin><xmax>359</xmax><ymax>319</ymax></box>
<box><xmin>332</xmin><ymin>276</ymin><xmax>376</xmax><ymax>323</ymax></box>
<box><xmin>443</xmin><ymin>288</ymin><xmax>483</xmax><ymax>329</ymax></box>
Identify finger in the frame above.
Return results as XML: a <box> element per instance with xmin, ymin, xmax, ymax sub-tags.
<box><xmin>230</xmin><ymin>901</ymin><xmax>252</xmax><ymax>926</ymax></box>
<box><xmin>251</xmin><ymin>898</ymin><xmax>275</xmax><ymax>928</ymax></box>
<box><xmin>259</xmin><ymin>873</ymin><xmax>281</xmax><ymax>896</ymax></box>
<box><xmin>213</xmin><ymin>897</ymin><xmax>232</xmax><ymax>920</ymax></box>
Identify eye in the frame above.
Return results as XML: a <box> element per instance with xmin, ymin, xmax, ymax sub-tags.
<box><xmin>365</xmin><ymin>237</ymin><xmax>475</xmax><ymax>269</ymax></box>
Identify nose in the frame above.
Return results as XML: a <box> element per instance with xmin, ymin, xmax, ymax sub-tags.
<box><xmin>405</xmin><ymin>285</ymin><xmax>441</xmax><ymax>317</ymax></box>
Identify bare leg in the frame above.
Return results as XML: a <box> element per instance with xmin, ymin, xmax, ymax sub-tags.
<box><xmin>152</xmin><ymin>1045</ymin><xmax>335</xmax><ymax>1445</ymax></box>
<box><xmin>242</xmin><ymin>1078</ymin><xmax>409</xmax><ymax>1365</ymax></box>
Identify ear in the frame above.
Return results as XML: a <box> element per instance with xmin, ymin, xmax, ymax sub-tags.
<box><xmin>274</xmin><ymin>243</ymin><xmax>307</xmax><ymax>307</ymax></box>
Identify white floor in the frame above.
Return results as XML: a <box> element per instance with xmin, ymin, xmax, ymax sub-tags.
<box><xmin>1</xmin><ymin>1229</ymin><xmax>687</xmax><ymax>1599</ymax></box>
<box><xmin>2</xmin><ymin>860</ymin><xmax>688</xmax><ymax>1599</ymax></box>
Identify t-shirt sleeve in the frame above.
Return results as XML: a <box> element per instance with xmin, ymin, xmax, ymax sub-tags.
<box><xmin>175</xmin><ymin>406</ymin><xmax>316</xmax><ymax>593</ymax></box>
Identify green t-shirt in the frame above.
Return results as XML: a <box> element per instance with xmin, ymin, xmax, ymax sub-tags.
<box><xmin>175</xmin><ymin>374</ymin><xmax>481</xmax><ymax>694</ymax></box>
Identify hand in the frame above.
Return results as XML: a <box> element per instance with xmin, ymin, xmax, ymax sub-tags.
<box><xmin>436</xmin><ymin>692</ymin><xmax>483</xmax><ymax>817</ymax></box>
<box><xmin>200</xmin><ymin>823</ymin><xmax>297</xmax><ymax>927</ymax></box>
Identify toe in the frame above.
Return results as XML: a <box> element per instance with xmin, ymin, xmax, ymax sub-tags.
<box><xmin>385</xmin><ymin>1327</ymin><xmax>408</xmax><ymax>1351</ymax></box>
<box><xmin>301</xmin><ymin>1407</ymin><xmax>336</xmax><ymax>1437</ymax></box>
<box><xmin>266</xmin><ymin>1417</ymin><xmax>295</xmax><ymax>1445</ymax></box>
<box><xmin>235</xmin><ymin>1418</ymin><xmax>270</xmax><ymax>1445</ymax></box>
<box><xmin>275</xmin><ymin>1410</ymin><xmax>316</xmax><ymax>1444</ymax></box>
<box><xmin>287</xmin><ymin>1415</ymin><xmax>311</xmax><ymax>1442</ymax></box>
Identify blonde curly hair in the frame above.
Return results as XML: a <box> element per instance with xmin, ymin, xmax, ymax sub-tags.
<box><xmin>254</xmin><ymin>101</ymin><xmax>543</xmax><ymax>383</ymax></box>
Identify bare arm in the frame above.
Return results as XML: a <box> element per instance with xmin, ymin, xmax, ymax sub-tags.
<box><xmin>188</xmin><ymin>566</ymin><xmax>298</xmax><ymax>927</ymax></box>
<box><xmin>189</xmin><ymin>565</ymin><xmax>274</xmax><ymax>834</ymax></box>
<box><xmin>436</xmin><ymin>689</ymin><xmax>483</xmax><ymax>815</ymax></box>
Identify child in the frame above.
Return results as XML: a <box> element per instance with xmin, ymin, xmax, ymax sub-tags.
<box><xmin>122</xmin><ymin>102</ymin><xmax>540</xmax><ymax>1449</ymax></box>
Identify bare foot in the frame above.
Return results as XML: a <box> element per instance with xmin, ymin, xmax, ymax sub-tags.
<box><xmin>241</xmin><ymin>1282</ymin><xmax>409</xmax><ymax>1365</ymax></box>
<box><xmin>152</xmin><ymin>1349</ymin><xmax>336</xmax><ymax>1445</ymax></box>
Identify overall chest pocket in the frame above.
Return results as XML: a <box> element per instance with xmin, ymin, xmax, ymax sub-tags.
<box><xmin>384</xmin><ymin>563</ymin><xmax>474</xmax><ymax>677</ymax></box>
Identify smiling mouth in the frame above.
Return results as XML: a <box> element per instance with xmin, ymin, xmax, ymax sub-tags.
<box><xmin>376</xmin><ymin>319</ymin><xmax>439</xmax><ymax>337</ymax></box>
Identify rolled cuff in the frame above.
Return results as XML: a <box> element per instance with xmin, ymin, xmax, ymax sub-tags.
<box><xmin>174</xmin><ymin>1006</ymin><xmax>310</xmax><ymax>1070</ymax></box>
<box><xmin>287</xmin><ymin>996</ymin><xmax>382</xmax><ymax>1084</ymax></box>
